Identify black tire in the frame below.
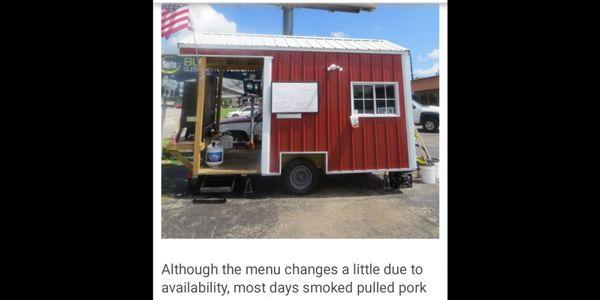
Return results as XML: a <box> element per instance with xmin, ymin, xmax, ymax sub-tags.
<box><xmin>389</xmin><ymin>172</ymin><xmax>412</xmax><ymax>189</ymax></box>
<box><xmin>422</xmin><ymin>116</ymin><xmax>439</xmax><ymax>132</ymax></box>
<box><xmin>283</xmin><ymin>158</ymin><xmax>319</xmax><ymax>195</ymax></box>
<box><xmin>389</xmin><ymin>174</ymin><xmax>401</xmax><ymax>189</ymax></box>
<box><xmin>231</xmin><ymin>114</ymin><xmax>239</xmax><ymax>117</ymax></box>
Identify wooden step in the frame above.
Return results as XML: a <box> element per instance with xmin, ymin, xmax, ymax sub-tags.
<box><xmin>199</xmin><ymin>176</ymin><xmax>236</xmax><ymax>193</ymax></box>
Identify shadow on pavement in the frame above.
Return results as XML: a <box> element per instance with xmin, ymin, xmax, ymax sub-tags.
<box><xmin>162</xmin><ymin>164</ymin><xmax>405</xmax><ymax>201</ymax></box>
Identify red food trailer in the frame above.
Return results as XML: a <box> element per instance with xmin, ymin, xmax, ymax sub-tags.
<box><xmin>168</xmin><ymin>32</ymin><xmax>416</xmax><ymax>194</ymax></box>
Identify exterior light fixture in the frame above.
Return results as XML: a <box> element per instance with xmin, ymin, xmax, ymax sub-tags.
<box><xmin>327</xmin><ymin>64</ymin><xmax>343</xmax><ymax>71</ymax></box>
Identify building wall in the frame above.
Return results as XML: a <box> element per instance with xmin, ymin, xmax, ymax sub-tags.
<box><xmin>180</xmin><ymin>48</ymin><xmax>411</xmax><ymax>173</ymax></box>
<box><xmin>413</xmin><ymin>89</ymin><xmax>438</xmax><ymax>106</ymax></box>
<box><xmin>412</xmin><ymin>75</ymin><xmax>439</xmax><ymax>92</ymax></box>
<box><xmin>411</xmin><ymin>75</ymin><xmax>439</xmax><ymax>106</ymax></box>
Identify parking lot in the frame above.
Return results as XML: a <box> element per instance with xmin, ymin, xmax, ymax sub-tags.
<box><xmin>161</xmin><ymin>117</ymin><xmax>439</xmax><ymax>239</ymax></box>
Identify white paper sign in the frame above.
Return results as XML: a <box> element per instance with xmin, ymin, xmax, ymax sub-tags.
<box><xmin>272</xmin><ymin>82</ymin><xmax>318</xmax><ymax>113</ymax></box>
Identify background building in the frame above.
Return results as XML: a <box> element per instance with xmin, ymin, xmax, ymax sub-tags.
<box><xmin>411</xmin><ymin>75</ymin><xmax>439</xmax><ymax>106</ymax></box>
<box><xmin>161</xmin><ymin>55</ymin><xmax>260</xmax><ymax>105</ymax></box>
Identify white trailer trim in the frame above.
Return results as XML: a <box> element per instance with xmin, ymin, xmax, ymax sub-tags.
<box><xmin>180</xmin><ymin>44</ymin><xmax>406</xmax><ymax>55</ymax></box>
<box><xmin>274</xmin><ymin>151</ymin><xmax>414</xmax><ymax>176</ymax></box>
<box><xmin>260</xmin><ymin>57</ymin><xmax>273</xmax><ymax>175</ymax></box>
<box><xmin>274</xmin><ymin>151</ymin><xmax>328</xmax><ymax>176</ymax></box>
<box><xmin>402</xmin><ymin>52</ymin><xmax>418</xmax><ymax>170</ymax></box>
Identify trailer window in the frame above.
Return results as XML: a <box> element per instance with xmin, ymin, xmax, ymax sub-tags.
<box><xmin>351</xmin><ymin>82</ymin><xmax>399</xmax><ymax>116</ymax></box>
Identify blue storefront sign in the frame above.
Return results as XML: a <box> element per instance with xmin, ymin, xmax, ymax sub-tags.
<box><xmin>161</xmin><ymin>55</ymin><xmax>262</xmax><ymax>99</ymax></box>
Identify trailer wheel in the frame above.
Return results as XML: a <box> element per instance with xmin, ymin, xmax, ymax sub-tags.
<box><xmin>422</xmin><ymin>117</ymin><xmax>439</xmax><ymax>132</ymax></box>
<box><xmin>389</xmin><ymin>174</ymin><xmax>401</xmax><ymax>189</ymax></box>
<box><xmin>283</xmin><ymin>158</ymin><xmax>318</xmax><ymax>195</ymax></box>
<box><xmin>390</xmin><ymin>172</ymin><xmax>412</xmax><ymax>189</ymax></box>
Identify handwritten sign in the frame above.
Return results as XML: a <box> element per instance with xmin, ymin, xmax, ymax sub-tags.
<box><xmin>272</xmin><ymin>82</ymin><xmax>318</xmax><ymax>113</ymax></box>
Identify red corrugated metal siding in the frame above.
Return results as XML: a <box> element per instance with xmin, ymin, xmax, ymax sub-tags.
<box><xmin>179</xmin><ymin>47</ymin><xmax>409</xmax><ymax>173</ymax></box>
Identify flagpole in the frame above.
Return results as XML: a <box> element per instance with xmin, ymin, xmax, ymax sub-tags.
<box><xmin>188</xmin><ymin>12</ymin><xmax>206</xmax><ymax>148</ymax></box>
<box><xmin>188</xmin><ymin>16</ymin><xmax>201</xmax><ymax>89</ymax></box>
<box><xmin>189</xmin><ymin>15</ymin><xmax>203</xmax><ymax>131</ymax></box>
<box><xmin>190</xmin><ymin>22</ymin><xmax>200</xmax><ymax>63</ymax></box>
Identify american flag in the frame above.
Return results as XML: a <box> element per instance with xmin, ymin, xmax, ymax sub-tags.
<box><xmin>162</xmin><ymin>3</ymin><xmax>191</xmax><ymax>39</ymax></box>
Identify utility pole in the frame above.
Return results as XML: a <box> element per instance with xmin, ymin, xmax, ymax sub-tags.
<box><xmin>282</xmin><ymin>5</ymin><xmax>294</xmax><ymax>35</ymax></box>
<box><xmin>280</xmin><ymin>4</ymin><xmax>375</xmax><ymax>36</ymax></box>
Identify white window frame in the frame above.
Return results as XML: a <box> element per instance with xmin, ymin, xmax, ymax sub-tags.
<box><xmin>350</xmin><ymin>81</ymin><xmax>400</xmax><ymax>117</ymax></box>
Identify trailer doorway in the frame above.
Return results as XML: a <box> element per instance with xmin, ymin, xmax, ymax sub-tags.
<box><xmin>203</xmin><ymin>56</ymin><xmax>264</xmax><ymax>176</ymax></box>
<box><xmin>168</xmin><ymin>56</ymin><xmax>266</xmax><ymax>179</ymax></box>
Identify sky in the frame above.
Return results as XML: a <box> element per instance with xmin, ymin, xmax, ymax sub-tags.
<box><xmin>162</xmin><ymin>4</ymin><xmax>439</xmax><ymax>77</ymax></box>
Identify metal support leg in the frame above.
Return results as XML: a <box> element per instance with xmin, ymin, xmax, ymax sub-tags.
<box><xmin>383</xmin><ymin>173</ymin><xmax>391</xmax><ymax>190</ymax></box>
<box><xmin>187</xmin><ymin>174</ymin><xmax>201</xmax><ymax>195</ymax></box>
<box><xmin>244</xmin><ymin>177</ymin><xmax>253</xmax><ymax>194</ymax></box>
<box><xmin>400</xmin><ymin>173</ymin><xmax>413</xmax><ymax>188</ymax></box>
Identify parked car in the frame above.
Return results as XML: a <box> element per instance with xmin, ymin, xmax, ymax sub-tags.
<box><xmin>213</xmin><ymin>113</ymin><xmax>263</xmax><ymax>142</ymax></box>
<box><xmin>226</xmin><ymin>106</ymin><xmax>259</xmax><ymax>118</ymax></box>
<box><xmin>412</xmin><ymin>100</ymin><xmax>439</xmax><ymax>132</ymax></box>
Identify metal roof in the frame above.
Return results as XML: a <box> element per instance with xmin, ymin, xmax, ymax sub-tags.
<box><xmin>178</xmin><ymin>32</ymin><xmax>408</xmax><ymax>54</ymax></box>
